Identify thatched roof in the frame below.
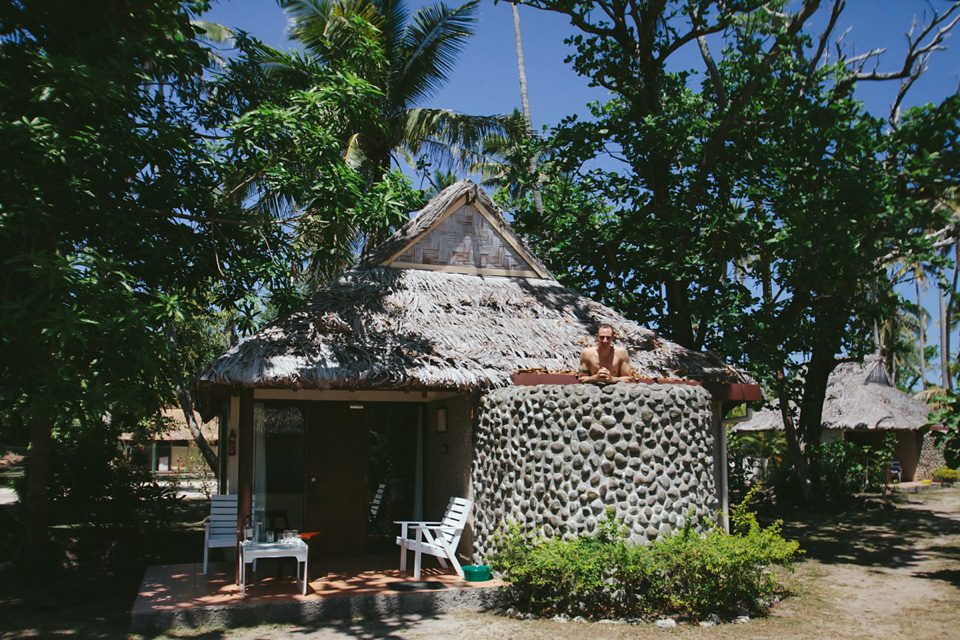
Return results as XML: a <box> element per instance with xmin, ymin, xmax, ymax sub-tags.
<box><xmin>196</xmin><ymin>180</ymin><xmax>750</xmax><ymax>416</ymax></box>
<box><xmin>731</xmin><ymin>355</ymin><xmax>931</xmax><ymax>432</ymax></box>
<box><xmin>122</xmin><ymin>408</ymin><xmax>218</xmax><ymax>441</ymax></box>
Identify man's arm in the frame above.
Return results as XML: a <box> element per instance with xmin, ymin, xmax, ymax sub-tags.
<box><xmin>611</xmin><ymin>348</ymin><xmax>633</xmax><ymax>382</ymax></box>
<box><xmin>579</xmin><ymin>347</ymin><xmax>614</xmax><ymax>383</ymax></box>
<box><xmin>577</xmin><ymin>349</ymin><xmax>593</xmax><ymax>382</ymax></box>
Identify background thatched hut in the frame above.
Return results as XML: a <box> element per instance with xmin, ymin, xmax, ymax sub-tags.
<box><xmin>121</xmin><ymin>408</ymin><xmax>218</xmax><ymax>473</ymax></box>
<box><xmin>196</xmin><ymin>180</ymin><xmax>758</xmax><ymax>563</ymax></box>
<box><xmin>731</xmin><ymin>355</ymin><xmax>944</xmax><ymax>481</ymax></box>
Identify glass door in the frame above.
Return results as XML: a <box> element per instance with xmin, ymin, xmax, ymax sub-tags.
<box><xmin>365</xmin><ymin>403</ymin><xmax>423</xmax><ymax>552</ymax></box>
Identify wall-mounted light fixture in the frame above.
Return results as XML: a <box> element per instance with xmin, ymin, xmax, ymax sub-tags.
<box><xmin>436</xmin><ymin>407</ymin><xmax>447</xmax><ymax>432</ymax></box>
<box><xmin>349</xmin><ymin>403</ymin><xmax>364</xmax><ymax>410</ymax></box>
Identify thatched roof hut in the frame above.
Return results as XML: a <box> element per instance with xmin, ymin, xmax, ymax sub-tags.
<box><xmin>122</xmin><ymin>408</ymin><xmax>218</xmax><ymax>442</ymax></box>
<box><xmin>196</xmin><ymin>180</ymin><xmax>749</xmax><ymax>418</ymax></box>
<box><xmin>731</xmin><ymin>355</ymin><xmax>930</xmax><ymax>433</ymax></box>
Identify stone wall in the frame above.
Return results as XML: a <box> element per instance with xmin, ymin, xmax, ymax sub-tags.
<box><xmin>471</xmin><ymin>382</ymin><xmax>720</xmax><ymax>560</ymax></box>
<box><xmin>916</xmin><ymin>431</ymin><xmax>947</xmax><ymax>480</ymax></box>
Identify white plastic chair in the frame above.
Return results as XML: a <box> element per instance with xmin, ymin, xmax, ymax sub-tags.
<box><xmin>202</xmin><ymin>494</ymin><xmax>238</xmax><ymax>574</ymax></box>
<box><xmin>395</xmin><ymin>496</ymin><xmax>472</xmax><ymax>580</ymax></box>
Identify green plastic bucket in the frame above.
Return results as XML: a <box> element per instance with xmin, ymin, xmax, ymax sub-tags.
<box><xmin>462</xmin><ymin>564</ymin><xmax>492</xmax><ymax>581</ymax></box>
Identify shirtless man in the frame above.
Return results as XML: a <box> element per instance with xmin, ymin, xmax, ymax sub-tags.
<box><xmin>578</xmin><ymin>324</ymin><xmax>633</xmax><ymax>383</ymax></box>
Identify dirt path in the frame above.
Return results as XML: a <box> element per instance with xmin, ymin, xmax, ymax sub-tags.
<box><xmin>764</xmin><ymin>487</ymin><xmax>960</xmax><ymax>639</ymax></box>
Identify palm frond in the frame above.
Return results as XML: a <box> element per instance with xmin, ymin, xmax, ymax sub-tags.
<box><xmin>283</xmin><ymin>0</ymin><xmax>382</xmax><ymax>56</ymax></box>
<box><xmin>400</xmin><ymin>107</ymin><xmax>505</xmax><ymax>169</ymax></box>
<box><xmin>373</xmin><ymin>0</ymin><xmax>407</xmax><ymax>66</ymax></box>
<box><xmin>190</xmin><ymin>20</ymin><xmax>236</xmax><ymax>69</ymax></box>
<box><xmin>393</xmin><ymin>0</ymin><xmax>479</xmax><ymax>106</ymax></box>
<box><xmin>191</xmin><ymin>20</ymin><xmax>237</xmax><ymax>45</ymax></box>
<box><xmin>914</xmin><ymin>385</ymin><xmax>948</xmax><ymax>405</ymax></box>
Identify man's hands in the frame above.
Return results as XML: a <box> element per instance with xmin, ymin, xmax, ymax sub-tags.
<box><xmin>578</xmin><ymin>366</ymin><xmax>616</xmax><ymax>383</ymax></box>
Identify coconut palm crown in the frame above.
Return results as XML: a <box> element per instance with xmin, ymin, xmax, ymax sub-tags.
<box><xmin>279</xmin><ymin>0</ymin><xmax>502</xmax><ymax>179</ymax></box>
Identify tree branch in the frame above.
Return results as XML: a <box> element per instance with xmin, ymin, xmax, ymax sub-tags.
<box><xmin>806</xmin><ymin>0</ymin><xmax>845</xmax><ymax>75</ymax></box>
<box><xmin>685</xmin><ymin>0</ymin><xmax>823</xmax><ymax>211</ymax></box>
<box><xmin>835</xmin><ymin>2</ymin><xmax>960</xmax><ymax>97</ymax></box>
<box><xmin>689</xmin><ymin>0</ymin><xmax>727</xmax><ymax>109</ymax></box>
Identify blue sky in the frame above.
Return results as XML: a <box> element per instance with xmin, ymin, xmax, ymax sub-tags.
<box><xmin>202</xmin><ymin>0</ymin><xmax>959</xmax><ymax>132</ymax></box>
<box><xmin>201</xmin><ymin>0</ymin><xmax>960</xmax><ymax>386</ymax></box>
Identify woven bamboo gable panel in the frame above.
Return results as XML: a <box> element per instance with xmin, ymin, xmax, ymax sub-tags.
<box><xmin>391</xmin><ymin>204</ymin><xmax>536</xmax><ymax>275</ymax></box>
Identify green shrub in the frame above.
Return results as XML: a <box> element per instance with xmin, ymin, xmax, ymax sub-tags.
<box><xmin>727</xmin><ymin>430</ymin><xmax>789</xmax><ymax>500</ymax></box>
<box><xmin>14</xmin><ymin>423</ymin><xmax>181</xmax><ymax>531</ymax></box>
<box><xmin>931</xmin><ymin>466</ymin><xmax>959</xmax><ymax>483</ymax></box>
<box><xmin>812</xmin><ymin>439</ymin><xmax>867</xmax><ymax>499</ymax></box>
<box><xmin>489</xmin><ymin>514</ymin><xmax>630</xmax><ymax>616</ymax></box>
<box><xmin>490</xmin><ymin>497</ymin><xmax>800</xmax><ymax>620</ymax></box>
<box><xmin>811</xmin><ymin>432</ymin><xmax>896</xmax><ymax>500</ymax></box>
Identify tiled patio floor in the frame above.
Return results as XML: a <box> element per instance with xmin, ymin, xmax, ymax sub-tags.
<box><xmin>131</xmin><ymin>552</ymin><xmax>502</xmax><ymax>631</ymax></box>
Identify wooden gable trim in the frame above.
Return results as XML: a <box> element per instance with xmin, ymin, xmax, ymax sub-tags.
<box><xmin>387</xmin><ymin>262</ymin><xmax>542</xmax><ymax>278</ymax></box>
<box><xmin>379</xmin><ymin>192</ymin><xmax>552</xmax><ymax>279</ymax></box>
<box><xmin>469</xmin><ymin>198</ymin><xmax>552</xmax><ymax>279</ymax></box>
<box><xmin>379</xmin><ymin>195</ymin><xmax>469</xmax><ymax>266</ymax></box>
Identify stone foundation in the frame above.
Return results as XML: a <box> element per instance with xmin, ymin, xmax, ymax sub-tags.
<box><xmin>471</xmin><ymin>383</ymin><xmax>720</xmax><ymax>560</ymax></box>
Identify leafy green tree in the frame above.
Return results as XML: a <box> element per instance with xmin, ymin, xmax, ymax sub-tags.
<box><xmin>2</xmin><ymin>0</ymin><xmax>203</xmax><ymax>571</ymax></box>
<box><xmin>278</xmin><ymin>0</ymin><xmax>502</xmax><ymax>182</ymax></box>
<box><xmin>214</xmin><ymin>34</ymin><xmax>418</xmax><ymax>287</ymax></box>
<box><xmin>925</xmin><ymin>392</ymin><xmax>960</xmax><ymax>469</ymax></box>
<box><xmin>507</xmin><ymin>0</ymin><xmax>960</xmax><ymax>499</ymax></box>
<box><xmin>204</xmin><ymin>2</ymin><xmax>458</xmax><ymax>285</ymax></box>
<box><xmin>0</xmin><ymin>0</ymin><xmax>391</xmax><ymax>574</ymax></box>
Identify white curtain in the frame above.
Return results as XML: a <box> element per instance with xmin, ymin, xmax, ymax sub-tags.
<box><xmin>253</xmin><ymin>403</ymin><xmax>267</xmax><ymax>538</ymax></box>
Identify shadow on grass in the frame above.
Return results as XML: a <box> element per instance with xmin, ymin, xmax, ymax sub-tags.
<box><xmin>769</xmin><ymin>490</ymin><xmax>960</xmax><ymax>586</ymax></box>
<box><xmin>0</xmin><ymin>498</ymin><xmax>207</xmax><ymax>640</ymax></box>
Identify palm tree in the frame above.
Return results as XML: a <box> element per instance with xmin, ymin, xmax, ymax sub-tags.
<box><xmin>280</xmin><ymin>0</ymin><xmax>501</xmax><ymax>182</ymax></box>
<box><xmin>421</xmin><ymin>168</ymin><xmax>459</xmax><ymax>195</ymax></box>
<box><xmin>469</xmin><ymin>109</ymin><xmax>530</xmax><ymax>195</ymax></box>
<box><xmin>876</xmin><ymin>301</ymin><xmax>928</xmax><ymax>389</ymax></box>
<box><xmin>509</xmin><ymin>1</ymin><xmax>543</xmax><ymax>216</ymax></box>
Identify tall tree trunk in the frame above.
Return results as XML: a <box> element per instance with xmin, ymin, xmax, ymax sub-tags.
<box><xmin>775</xmin><ymin>371</ymin><xmax>814</xmax><ymax>502</ymax></box>
<box><xmin>947</xmin><ymin>244</ymin><xmax>960</xmax><ymax>389</ymax></box>
<box><xmin>797</xmin><ymin>342</ymin><xmax>838</xmax><ymax>450</ymax></box>
<box><xmin>763</xmin><ymin>257</ymin><xmax>813</xmax><ymax>501</ymax></box>
<box><xmin>510</xmin><ymin>1</ymin><xmax>544</xmax><ymax>217</ymax></box>
<box><xmin>165</xmin><ymin>320</ymin><xmax>218</xmax><ymax>473</ymax></box>
<box><xmin>941</xmin><ymin>279</ymin><xmax>951</xmax><ymax>390</ymax></box>
<box><xmin>917</xmin><ymin>278</ymin><xmax>927</xmax><ymax>389</ymax></box>
<box><xmin>22</xmin><ymin>407</ymin><xmax>56</xmax><ymax>579</ymax></box>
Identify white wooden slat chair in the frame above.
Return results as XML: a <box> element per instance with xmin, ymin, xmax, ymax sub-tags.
<box><xmin>369</xmin><ymin>482</ymin><xmax>386</xmax><ymax>522</ymax></box>
<box><xmin>202</xmin><ymin>494</ymin><xmax>239</xmax><ymax>574</ymax></box>
<box><xmin>395</xmin><ymin>496</ymin><xmax>472</xmax><ymax>580</ymax></box>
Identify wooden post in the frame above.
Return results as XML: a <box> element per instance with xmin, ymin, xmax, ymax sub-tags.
<box><xmin>236</xmin><ymin>389</ymin><xmax>254</xmax><ymax>583</ymax></box>
<box><xmin>712</xmin><ymin>398</ymin><xmax>729</xmax><ymax>532</ymax></box>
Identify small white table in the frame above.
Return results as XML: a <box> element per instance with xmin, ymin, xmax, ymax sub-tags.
<box><xmin>239</xmin><ymin>539</ymin><xmax>308</xmax><ymax>597</ymax></box>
